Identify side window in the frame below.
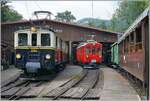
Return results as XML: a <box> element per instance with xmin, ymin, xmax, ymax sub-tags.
<box><xmin>32</xmin><ymin>33</ymin><xmax>37</xmax><ymax>46</ymax></box>
<box><xmin>18</xmin><ymin>33</ymin><xmax>28</xmax><ymax>46</ymax></box>
<box><xmin>124</xmin><ymin>39</ymin><xmax>127</xmax><ymax>54</ymax></box>
<box><xmin>41</xmin><ymin>33</ymin><xmax>50</xmax><ymax>46</ymax></box>
<box><xmin>60</xmin><ymin>39</ymin><xmax>62</xmax><ymax>49</ymax></box>
<box><xmin>126</xmin><ymin>36</ymin><xmax>129</xmax><ymax>53</ymax></box>
<box><xmin>135</xmin><ymin>27</ymin><xmax>142</xmax><ymax>51</ymax></box>
<box><xmin>118</xmin><ymin>43</ymin><xmax>122</xmax><ymax>55</ymax></box>
<box><xmin>56</xmin><ymin>37</ymin><xmax>58</xmax><ymax>48</ymax></box>
<box><xmin>121</xmin><ymin>42</ymin><xmax>124</xmax><ymax>54</ymax></box>
<box><xmin>130</xmin><ymin>32</ymin><xmax>135</xmax><ymax>53</ymax></box>
<box><xmin>121</xmin><ymin>42</ymin><xmax>123</xmax><ymax>54</ymax></box>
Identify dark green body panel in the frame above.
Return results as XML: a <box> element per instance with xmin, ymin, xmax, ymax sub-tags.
<box><xmin>111</xmin><ymin>43</ymin><xmax>119</xmax><ymax>64</ymax></box>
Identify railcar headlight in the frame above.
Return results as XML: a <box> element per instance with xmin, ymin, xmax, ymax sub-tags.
<box><xmin>16</xmin><ymin>54</ymin><xmax>21</xmax><ymax>59</ymax></box>
<box><xmin>45</xmin><ymin>54</ymin><xmax>51</xmax><ymax>59</ymax></box>
<box><xmin>86</xmin><ymin>55</ymin><xmax>88</xmax><ymax>58</ymax></box>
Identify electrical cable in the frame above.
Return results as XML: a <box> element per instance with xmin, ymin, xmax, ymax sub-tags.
<box><xmin>25</xmin><ymin>1</ymin><xmax>30</xmax><ymax>20</ymax></box>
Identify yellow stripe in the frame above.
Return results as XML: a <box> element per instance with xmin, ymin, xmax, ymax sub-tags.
<box><xmin>15</xmin><ymin>46</ymin><xmax>56</xmax><ymax>50</ymax></box>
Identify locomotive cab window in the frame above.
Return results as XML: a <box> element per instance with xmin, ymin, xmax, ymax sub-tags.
<box><xmin>32</xmin><ymin>33</ymin><xmax>37</xmax><ymax>46</ymax></box>
<box><xmin>18</xmin><ymin>33</ymin><xmax>28</xmax><ymax>46</ymax></box>
<box><xmin>41</xmin><ymin>33</ymin><xmax>50</xmax><ymax>46</ymax></box>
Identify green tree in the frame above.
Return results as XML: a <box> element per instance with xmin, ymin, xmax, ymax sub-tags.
<box><xmin>1</xmin><ymin>0</ymin><xmax>22</xmax><ymax>22</ymax></box>
<box><xmin>55</xmin><ymin>10</ymin><xmax>76</xmax><ymax>23</ymax></box>
<box><xmin>109</xmin><ymin>0</ymin><xmax>148</xmax><ymax>32</ymax></box>
<box><xmin>98</xmin><ymin>20</ymin><xmax>107</xmax><ymax>29</ymax></box>
<box><xmin>88</xmin><ymin>21</ymin><xmax>96</xmax><ymax>27</ymax></box>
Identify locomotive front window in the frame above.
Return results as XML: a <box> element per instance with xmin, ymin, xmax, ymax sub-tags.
<box><xmin>32</xmin><ymin>33</ymin><xmax>37</xmax><ymax>46</ymax></box>
<box><xmin>18</xmin><ymin>33</ymin><xmax>27</xmax><ymax>46</ymax></box>
<box><xmin>41</xmin><ymin>34</ymin><xmax>50</xmax><ymax>46</ymax></box>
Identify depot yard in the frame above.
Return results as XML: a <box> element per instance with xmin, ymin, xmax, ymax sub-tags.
<box><xmin>1</xmin><ymin>2</ymin><xmax>150</xmax><ymax>100</ymax></box>
<box><xmin>1</xmin><ymin>65</ymin><xmax>141</xmax><ymax>100</ymax></box>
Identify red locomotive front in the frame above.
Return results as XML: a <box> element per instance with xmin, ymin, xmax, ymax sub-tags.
<box><xmin>76</xmin><ymin>40</ymin><xmax>103</xmax><ymax>65</ymax></box>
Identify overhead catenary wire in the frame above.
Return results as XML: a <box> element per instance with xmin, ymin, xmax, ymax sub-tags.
<box><xmin>34</xmin><ymin>1</ymin><xmax>43</xmax><ymax>11</ymax></box>
<box><xmin>33</xmin><ymin>1</ymin><xmax>43</xmax><ymax>28</ymax></box>
<box><xmin>25</xmin><ymin>1</ymin><xmax>30</xmax><ymax>20</ymax></box>
<box><xmin>92</xmin><ymin>0</ymin><xmax>93</xmax><ymax>18</ymax></box>
<box><xmin>24</xmin><ymin>1</ymin><xmax>37</xmax><ymax>28</ymax></box>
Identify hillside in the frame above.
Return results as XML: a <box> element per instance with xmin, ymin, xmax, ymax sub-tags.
<box><xmin>76</xmin><ymin>18</ymin><xmax>110</xmax><ymax>29</ymax></box>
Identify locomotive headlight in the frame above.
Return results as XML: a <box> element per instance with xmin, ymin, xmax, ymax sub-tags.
<box><xmin>16</xmin><ymin>54</ymin><xmax>21</xmax><ymax>59</ymax></box>
<box><xmin>31</xmin><ymin>27</ymin><xmax>37</xmax><ymax>32</ymax></box>
<box><xmin>45</xmin><ymin>54</ymin><xmax>51</xmax><ymax>59</ymax></box>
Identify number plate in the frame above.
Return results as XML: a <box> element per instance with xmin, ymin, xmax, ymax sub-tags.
<box><xmin>31</xmin><ymin>49</ymin><xmax>37</xmax><ymax>52</ymax></box>
<box><xmin>91</xmin><ymin>60</ymin><xmax>96</xmax><ymax>63</ymax></box>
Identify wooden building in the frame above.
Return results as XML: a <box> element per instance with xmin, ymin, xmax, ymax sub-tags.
<box><xmin>1</xmin><ymin>19</ymin><xmax>118</xmax><ymax>66</ymax></box>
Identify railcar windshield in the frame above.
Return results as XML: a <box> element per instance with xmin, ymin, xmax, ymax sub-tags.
<box><xmin>86</xmin><ymin>48</ymin><xmax>90</xmax><ymax>54</ymax></box>
<box><xmin>41</xmin><ymin>33</ymin><xmax>50</xmax><ymax>46</ymax></box>
<box><xmin>85</xmin><ymin>44</ymin><xmax>102</xmax><ymax>55</ymax></box>
<box><xmin>92</xmin><ymin>48</ymin><xmax>95</xmax><ymax>54</ymax></box>
<box><xmin>97</xmin><ymin>47</ymin><xmax>102</xmax><ymax>55</ymax></box>
<box><xmin>18</xmin><ymin>33</ymin><xmax>28</xmax><ymax>46</ymax></box>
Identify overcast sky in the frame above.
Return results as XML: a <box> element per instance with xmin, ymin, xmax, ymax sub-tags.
<box><xmin>9</xmin><ymin>1</ymin><xmax>119</xmax><ymax>21</ymax></box>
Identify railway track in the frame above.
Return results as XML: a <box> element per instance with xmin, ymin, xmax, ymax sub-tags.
<box><xmin>1</xmin><ymin>65</ymin><xmax>140</xmax><ymax>100</ymax></box>
<box><xmin>60</xmin><ymin>69</ymin><xmax>100</xmax><ymax>100</ymax></box>
<box><xmin>1</xmin><ymin>79</ymin><xmax>44</xmax><ymax>100</ymax></box>
<box><xmin>1</xmin><ymin>65</ymin><xmax>86</xmax><ymax>100</ymax></box>
<box><xmin>43</xmin><ymin>68</ymin><xmax>101</xmax><ymax>100</ymax></box>
<box><xmin>1</xmin><ymin>72</ymin><xmax>20</xmax><ymax>88</ymax></box>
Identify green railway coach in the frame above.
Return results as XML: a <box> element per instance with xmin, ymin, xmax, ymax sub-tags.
<box><xmin>111</xmin><ymin>42</ymin><xmax>119</xmax><ymax>64</ymax></box>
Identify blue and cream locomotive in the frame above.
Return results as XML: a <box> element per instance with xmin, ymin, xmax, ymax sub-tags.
<box><xmin>14</xmin><ymin>27</ymin><xmax>68</xmax><ymax>74</ymax></box>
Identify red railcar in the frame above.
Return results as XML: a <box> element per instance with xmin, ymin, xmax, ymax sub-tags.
<box><xmin>76</xmin><ymin>40</ymin><xmax>103</xmax><ymax>65</ymax></box>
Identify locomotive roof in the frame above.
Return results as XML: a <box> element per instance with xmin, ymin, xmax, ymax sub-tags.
<box><xmin>118</xmin><ymin>7</ymin><xmax>149</xmax><ymax>44</ymax></box>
